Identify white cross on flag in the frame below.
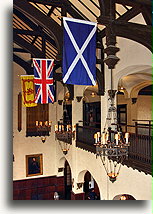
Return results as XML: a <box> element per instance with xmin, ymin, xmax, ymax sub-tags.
<box><xmin>62</xmin><ymin>17</ymin><xmax>97</xmax><ymax>86</ymax></box>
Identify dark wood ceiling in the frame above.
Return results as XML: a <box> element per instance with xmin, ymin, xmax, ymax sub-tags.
<box><xmin>13</xmin><ymin>0</ymin><xmax>151</xmax><ymax>77</ymax></box>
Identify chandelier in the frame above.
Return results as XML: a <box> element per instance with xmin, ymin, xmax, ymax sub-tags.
<box><xmin>36</xmin><ymin>120</ymin><xmax>52</xmax><ymax>143</ymax></box>
<box><xmin>55</xmin><ymin>122</ymin><xmax>75</xmax><ymax>155</ymax></box>
<box><xmin>94</xmin><ymin>70</ymin><xmax>130</xmax><ymax>182</ymax></box>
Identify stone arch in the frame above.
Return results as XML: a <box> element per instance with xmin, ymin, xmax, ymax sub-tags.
<box><xmin>58</xmin><ymin>157</ymin><xmax>66</xmax><ymax>169</ymax></box>
<box><xmin>113</xmin><ymin>194</ymin><xmax>136</xmax><ymax>200</ymax></box>
<box><xmin>77</xmin><ymin>170</ymin><xmax>87</xmax><ymax>183</ymax></box>
<box><xmin>114</xmin><ymin>65</ymin><xmax>152</xmax><ymax>98</ymax></box>
<box><xmin>115</xmin><ymin>65</ymin><xmax>151</xmax><ymax>88</ymax></box>
<box><xmin>117</xmin><ymin>88</ymin><xmax>129</xmax><ymax>99</ymax></box>
<box><xmin>83</xmin><ymin>85</ymin><xmax>100</xmax><ymax>103</ymax></box>
<box><xmin>130</xmin><ymin>81</ymin><xmax>152</xmax><ymax>98</ymax></box>
<box><xmin>77</xmin><ymin>169</ymin><xmax>101</xmax><ymax>200</ymax></box>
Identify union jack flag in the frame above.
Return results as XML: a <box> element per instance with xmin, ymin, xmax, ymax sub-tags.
<box><xmin>33</xmin><ymin>59</ymin><xmax>54</xmax><ymax>104</ymax></box>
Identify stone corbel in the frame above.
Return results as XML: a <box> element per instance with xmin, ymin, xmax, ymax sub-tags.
<box><xmin>131</xmin><ymin>98</ymin><xmax>137</xmax><ymax>104</ymax></box>
<box><xmin>58</xmin><ymin>100</ymin><xmax>63</xmax><ymax>105</ymax></box>
<box><xmin>76</xmin><ymin>96</ymin><xmax>83</xmax><ymax>102</ymax></box>
<box><xmin>77</xmin><ymin>182</ymin><xmax>84</xmax><ymax>189</ymax></box>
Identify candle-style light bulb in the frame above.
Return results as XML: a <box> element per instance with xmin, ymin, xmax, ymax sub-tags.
<box><xmin>97</xmin><ymin>132</ymin><xmax>101</xmax><ymax>143</ymax></box>
<box><xmin>125</xmin><ymin>132</ymin><xmax>129</xmax><ymax>144</ymax></box>
<box><xmin>102</xmin><ymin>133</ymin><xmax>106</xmax><ymax>144</ymax></box>
<box><xmin>36</xmin><ymin>121</ymin><xmax>38</xmax><ymax>126</ymax></box>
<box><xmin>94</xmin><ymin>133</ymin><xmax>98</xmax><ymax>144</ymax></box>
<box><xmin>106</xmin><ymin>132</ymin><xmax>109</xmax><ymax>142</ymax></box>
<box><xmin>73</xmin><ymin>125</ymin><xmax>76</xmax><ymax>132</ymax></box>
<box><xmin>55</xmin><ymin>125</ymin><xmax>58</xmax><ymax>132</ymax></box>
<box><xmin>115</xmin><ymin>133</ymin><xmax>119</xmax><ymax>145</ymax></box>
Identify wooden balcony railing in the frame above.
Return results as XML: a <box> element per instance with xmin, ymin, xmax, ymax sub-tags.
<box><xmin>76</xmin><ymin>120</ymin><xmax>152</xmax><ymax>175</ymax></box>
<box><xmin>76</xmin><ymin>124</ymin><xmax>100</xmax><ymax>153</ymax></box>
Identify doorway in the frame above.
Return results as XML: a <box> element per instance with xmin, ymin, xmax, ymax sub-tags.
<box><xmin>64</xmin><ymin>160</ymin><xmax>72</xmax><ymax>200</ymax></box>
<box><xmin>83</xmin><ymin>171</ymin><xmax>100</xmax><ymax>200</ymax></box>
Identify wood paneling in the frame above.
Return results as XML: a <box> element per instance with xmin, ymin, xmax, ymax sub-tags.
<box><xmin>13</xmin><ymin>176</ymin><xmax>65</xmax><ymax>200</ymax></box>
<box><xmin>18</xmin><ymin>92</ymin><xmax>22</xmax><ymax>132</ymax></box>
<box><xmin>71</xmin><ymin>191</ymin><xmax>85</xmax><ymax>200</ymax></box>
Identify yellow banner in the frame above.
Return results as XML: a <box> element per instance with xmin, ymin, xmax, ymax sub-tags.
<box><xmin>20</xmin><ymin>75</ymin><xmax>37</xmax><ymax>107</ymax></box>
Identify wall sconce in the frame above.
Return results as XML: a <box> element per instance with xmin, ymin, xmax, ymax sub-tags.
<box><xmin>76</xmin><ymin>96</ymin><xmax>83</xmax><ymax>102</ymax></box>
<box><xmin>55</xmin><ymin>123</ymin><xmax>76</xmax><ymax>155</ymax></box>
<box><xmin>91</xmin><ymin>92</ymin><xmax>96</xmax><ymax>97</ymax></box>
<box><xmin>58</xmin><ymin>100</ymin><xmax>63</xmax><ymax>105</ymax></box>
<box><xmin>55</xmin><ymin>123</ymin><xmax>76</xmax><ymax>141</ymax></box>
<box><xmin>41</xmin><ymin>136</ymin><xmax>46</xmax><ymax>143</ymax></box>
<box><xmin>58</xmin><ymin>167</ymin><xmax>64</xmax><ymax>172</ymax></box>
<box><xmin>36</xmin><ymin>120</ymin><xmax>52</xmax><ymax>131</ymax></box>
<box><xmin>77</xmin><ymin>182</ymin><xmax>84</xmax><ymax>189</ymax></box>
<box><xmin>132</xmin><ymin>98</ymin><xmax>137</xmax><ymax>104</ymax></box>
<box><xmin>36</xmin><ymin>120</ymin><xmax>51</xmax><ymax>143</ymax></box>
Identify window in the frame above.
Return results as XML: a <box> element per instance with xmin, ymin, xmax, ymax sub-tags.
<box><xmin>117</xmin><ymin>104</ymin><xmax>127</xmax><ymax>132</ymax></box>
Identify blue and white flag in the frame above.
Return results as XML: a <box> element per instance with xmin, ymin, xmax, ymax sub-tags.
<box><xmin>62</xmin><ymin>17</ymin><xmax>97</xmax><ymax>85</ymax></box>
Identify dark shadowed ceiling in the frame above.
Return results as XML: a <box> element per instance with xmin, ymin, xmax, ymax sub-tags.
<box><xmin>13</xmin><ymin>0</ymin><xmax>151</xmax><ymax>79</ymax></box>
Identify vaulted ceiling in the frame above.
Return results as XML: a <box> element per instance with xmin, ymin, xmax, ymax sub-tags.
<box><xmin>13</xmin><ymin>0</ymin><xmax>151</xmax><ymax>89</ymax></box>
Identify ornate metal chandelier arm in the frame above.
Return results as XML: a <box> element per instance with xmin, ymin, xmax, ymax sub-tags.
<box><xmin>99</xmin><ymin>155</ymin><xmax>108</xmax><ymax>175</ymax></box>
<box><xmin>109</xmin><ymin>159</ymin><xmax>112</xmax><ymax>173</ymax></box>
<box><xmin>116</xmin><ymin>162</ymin><xmax>122</xmax><ymax>176</ymax></box>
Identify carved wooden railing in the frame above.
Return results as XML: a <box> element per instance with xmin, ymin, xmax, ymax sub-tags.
<box><xmin>76</xmin><ymin>124</ymin><xmax>100</xmax><ymax>153</ymax></box>
<box><xmin>76</xmin><ymin>120</ymin><xmax>152</xmax><ymax>175</ymax></box>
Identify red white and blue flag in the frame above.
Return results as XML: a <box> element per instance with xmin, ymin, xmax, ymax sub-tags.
<box><xmin>33</xmin><ymin>58</ymin><xmax>54</xmax><ymax>104</ymax></box>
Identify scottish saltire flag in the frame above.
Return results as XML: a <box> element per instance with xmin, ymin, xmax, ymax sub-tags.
<box><xmin>62</xmin><ymin>17</ymin><xmax>97</xmax><ymax>85</ymax></box>
<box><xmin>33</xmin><ymin>59</ymin><xmax>54</xmax><ymax>104</ymax></box>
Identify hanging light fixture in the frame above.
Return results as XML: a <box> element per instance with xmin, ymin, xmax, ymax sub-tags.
<box><xmin>36</xmin><ymin>120</ymin><xmax>52</xmax><ymax>143</ymax></box>
<box><xmin>55</xmin><ymin>123</ymin><xmax>76</xmax><ymax>155</ymax></box>
<box><xmin>94</xmin><ymin>69</ymin><xmax>130</xmax><ymax>183</ymax></box>
<box><xmin>94</xmin><ymin>0</ymin><xmax>130</xmax><ymax>182</ymax></box>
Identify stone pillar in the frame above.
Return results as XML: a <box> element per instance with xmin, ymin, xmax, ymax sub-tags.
<box><xmin>72</xmin><ymin>85</ymin><xmax>85</xmax><ymax>145</ymax></box>
<box><xmin>71</xmin><ymin>85</ymin><xmax>85</xmax><ymax>196</ymax></box>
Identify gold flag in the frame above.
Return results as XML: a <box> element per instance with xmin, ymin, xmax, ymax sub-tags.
<box><xmin>20</xmin><ymin>75</ymin><xmax>37</xmax><ymax>107</ymax></box>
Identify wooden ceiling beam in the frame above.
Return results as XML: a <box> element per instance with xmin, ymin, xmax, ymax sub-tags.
<box><xmin>14</xmin><ymin>29</ymin><xmax>41</xmax><ymax>36</ymax></box>
<box><xmin>14</xmin><ymin>0</ymin><xmax>62</xmax><ymax>60</ymax></box>
<box><xmin>61</xmin><ymin>0</ymin><xmax>86</xmax><ymax>20</ymax></box>
<box><xmin>27</xmin><ymin>0</ymin><xmax>63</xmax><ymax>7</ymax></box>
<box><xmin>117</xmin><ymin>6</ymin><xmax>141</xmax><ymax>21</ymax></box>
<box><xmin>13</xmin><ymin>8</ymin><xmax>39</xmax><ymax>31</ymax></box>
<box><xmin>14</xmin><ymin>32</ymin><xmax>45</xmax><ymax>58</ymax></box>
<box><xmin>13</xmin><ymin>48</ymin><xmax>29</xmax><ymax>53</ymax></box>
<box><xmin>13</xmin><ymin>54</ymin><xmax>33</xmax><ymax>75</ymax></box>
<box><xmin>115</xmin><ymin>0</ymin><xmax>151</xmax><ymax>7</ymax></box>
<box><xmin>97</xmin><ymin>16</ymin><xmax>151</xmax><ymax>51</ymax></box>
<box><xmin>141</xmin><ymin>6</ymin><xmax>152</xmax><ymax>25</ymax></box>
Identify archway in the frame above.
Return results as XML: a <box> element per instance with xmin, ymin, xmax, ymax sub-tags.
<box><xmin>83</xmin><ymin>171</ymin><xmax>100</xmax><ymax>200</ymax></box>
<box><xmin>83</xmin><ymin>86</ymin><xmax>101</xmax><ymax>128</ymax></box>
<box><xmin>64</xmin><ymin>160</ymin><xmax>72</xmax><ymax>200</ymax></box>
<box><xmin>113</xmin><ymin>194</ymin><xmax>136</xmax><ymax>200</ymax></box>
